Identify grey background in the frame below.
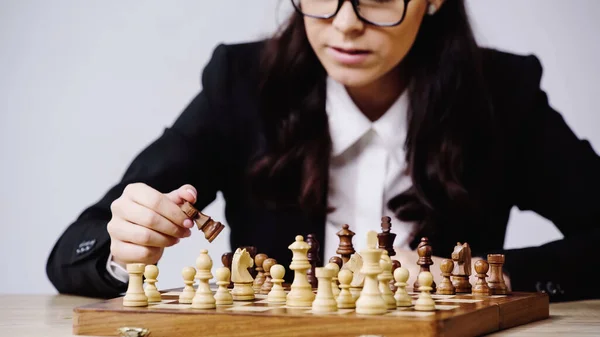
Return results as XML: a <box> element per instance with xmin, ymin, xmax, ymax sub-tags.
<box><xmin>1</xmin><ymin>0</ymin><xmax>598</xmax><ymax>294</ymax></box>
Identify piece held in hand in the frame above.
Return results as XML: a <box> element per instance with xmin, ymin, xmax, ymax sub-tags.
<box><xmin>437</xmin><ymin>259</ymin><xmax>456</xmax><ymax>295</ymax></box>
<box><xmin>143</xmin><ymin>265</ymin><xmax>161</xmax><ymax>303</ymax></box>
<box><xmin>179</xmin><ymin>266</ymin><xmax>196</xmax><ymax>304</ymax></box>
<box><xmin>414</xmin><ymin>271</ymin><xmax>436</xmax><ymax>311</ymax></box>
<box><xmin>487</xmin><ymin>254</ymin><xmax>509</xmax><ymax>295</ymax></box>
<box><xmin>267</xmin><ymin>264</ymin><xmax>287</xmax><ymax>303</ymax></box>
<box><xmin>180</xmin><ymin>201</ymin><xmax>224</xmax><ymax>242</ymax></box>
<box><xmin>123</xmin><ymin>263</ymin><xmax>148</xmax><ymax>307</ymax></box>
<box><xmin>473</xmin><ymin>260</ymin><xmax>491</xmax><ymax>296</ymax></box>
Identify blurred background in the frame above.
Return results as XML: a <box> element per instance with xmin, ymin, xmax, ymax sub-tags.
<box><xmin>1</xmin><ymin>0</ymin><xmax>598</xmax><ymax>294</ymax></box>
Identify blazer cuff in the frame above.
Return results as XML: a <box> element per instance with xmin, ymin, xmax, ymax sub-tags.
<box><xmin>106</xmin><ymin>253</ymin><xmax>129</xmax><ymax>284</ymax></box>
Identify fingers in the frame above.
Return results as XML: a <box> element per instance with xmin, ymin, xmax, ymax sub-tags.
<box><xmin>113</xmin><ymin>200</ymin><xmax>191</xmax><ymax>239</ymax></box>
<box><xmin>108</xmin><ymin>218</ymin><xmax>184</xmax><ymax>248</ymax></box>
<box><xmin>123</xmin><ymin>183</ymin><xmax>190</xmax><ymax>228</ymax></box>
<box><xmin>110</xmin><ymin>240</ymin><xmax>164</xmax><ymax>265</ymax></box>
<box><xmin>165</xmin><ymin>184</ymin><xmax>197</xmax><ymax>205</ymax></box>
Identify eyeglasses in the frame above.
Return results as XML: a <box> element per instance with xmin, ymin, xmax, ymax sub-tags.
<box><xmin>291</xmin><ymin>0</ymin><xmax>412</xmax><ymax>27</ymax></box>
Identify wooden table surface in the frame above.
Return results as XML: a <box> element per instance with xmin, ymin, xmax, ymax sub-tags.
<box><xmin>1</xmin><ymin>294</ymin><xmax>599</xmax><ymax>336</ymax></box>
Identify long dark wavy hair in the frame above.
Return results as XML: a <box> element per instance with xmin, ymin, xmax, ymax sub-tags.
<box><xmin>249</xmin><ymin>0</ymin><xmax>495</xmax><ymax>245</ymax></box>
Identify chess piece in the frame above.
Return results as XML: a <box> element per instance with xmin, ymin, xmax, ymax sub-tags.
<box><xmin>312</xmin><ymin>267</ymin><xmax>337</xmax><ymax>313</ymax></box>
<box><xmin>260</xmin><ymin>258</ymin><xmax>277</xmax><ymax>295</ymax></box>
<box><xmin>336</xmin><ymin>224</ymin><xmax>356</xmax><ymax>265</ymax></box>
<box><xmin>253</xmin><ymin>253</ymin><xmax>268</xmax><ymax>292</ymax></box>
<box><xmin>378</xmin><ymin>216</ymin><xmax>396</xmax><ymax>257</ymax></box>
<box><xmin>451</xmin><ymin>242</ymin><xmax>472</xmax><ymax>293</ymax></box>
<box><xmin>393</xmin><ymin>267</ymin><xmax>412</xmax><ymax>307</ymax></box>
<box><xmin>413</xmin><ymin>237</ymin><xmax>436</xmax><ymax>293</ymax></box>
<box><xmin>336</xmin><ymin>269</ymin><xmax>355</xmax><ymax>309</ymax></box>
<box><xmin>389</xmin><ymin>260</ymin><xmax>401</xmax><ymax>292</ymax></box>
<box><xmin>325</xmin><ymin>262</ymin><xmax>340</xmax><ymax>298</ymax></box>
<box><xmin>123</xmin><ymin>263</ymin><xmax>148</xmax><ymax>307</ymax></box>
<box><xmin>414</xmin><ymin>271</ymin><xmax>436</xmax><ymax>311</ymax></box>
<box><xmin>221</xmin><ymin>252</ymin><xmax>234</xmax><ymax>288</ymax></box>
<box><xmin>355</xmin><ymin>231</ymin><xmax>387</xmax><ymax>315</ymax></box>
<box><xmin>342</xmin><ymin>253</ymin><xmax>364</xmax><ymax>300</ymax></box>
<box><xmin>192</xmin><ymin>249</ymin><xmax>216</xmax><ymax>309</ymax></box>
<box><xmin>239</xmin><ymin>246</ymin><xmax>258</xmax><ymax>278</ymax></box>
<box><xmin>306</xmin><ymin>234</ymin><xmax>321</xmax><ymax>288</ymax></box>
<box><xmin>180</xmin><ymin>201</ymin><xmax>224</xmax><ymax>242</ymax></box>
<box><xmin>437</xmin><ymin>259</ymin><xmax>456</xmax><ymax>295</ymax></box>
<box><xmin>231</xmin><ymin>248</ymin><xmax>255</xmax><ymax>301</ymax></box>
<box><xmin>179</xmin><ymin>266</ymin><xmax>196</xmax><ymax>304</ymax></box>
<box><xmin>329</xmin><ymin>256</ymin><xmax>343</xmax><ymax>270</ymax></box>
<box><xmin>487</xmin><ymin>254</ymin><xmax>509</xmax><ymax>295</ymax></box>
<box><xmin>378</xmin><ymin>251</ymin><xmax>396</xmax><ymax>310</ymax></box>
<box><xmin>473</xmin><ymin>260</ymin><xmax>492</xmax><ymax>296</ymax></box>
<box><xmin>214</xmin><ymin>267</ymin><xmax>234</xmax><ymax>305</ymax></box>
<box><xmin>144</xmin><ymin>265</ymin><xmax>161</xmax><ymax>303</ymax></box>
<box><xmin>267</xmin><ymin>264</ymin><xmax>287</xmax><ymax>303</ymax></box>
<box><xmin>286</xmin><ymin>235</ymin><xmax>315</xmax><ymax>307</ymax></box>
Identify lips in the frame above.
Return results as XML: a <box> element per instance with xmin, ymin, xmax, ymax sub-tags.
<box><xmin>331</xmin><ymin>46</ymin><xmax>371</xmax><ymax>55</ymax></box>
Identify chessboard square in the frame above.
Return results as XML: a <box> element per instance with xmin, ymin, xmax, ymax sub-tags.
<box><xmin>150</xmin><ymin>303</ymin><xmax>192</xmax><ymax>310</ymax></box>
<box><xmin>438</xmin><ymin>299</ymin><xmax>483</xmax><ymax>303</ymax></box>
<box><xmin>225</xmin><ymin>306</ymin><xmax>272</xmax><ymax>312</ymax></box>
<box><xmin>161</xmin><ymin>291</ymin><xmax>182</xmax><ymax>296</ymax></box>
<box><xmin>387</xmin><ymin>310</ymin><xmax>435</xmax><ymax>317</ymax></box>
<box><xmin>431</xmin><ymin>294</ymin><xmax>456</xmax><ymax>299</ymax></box>
<box><xmin>254</xmin><ymin>294</ymin><xmax>268</xmax><ymax>300</ymax></box>
<box><xmin>434</xmin><ymin>304</ymin><xmax>460</xmax><ymax>310</ymax></box>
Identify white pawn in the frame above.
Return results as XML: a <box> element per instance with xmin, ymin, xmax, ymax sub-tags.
<box><xmin>325</xmin><ymin>262</ymin><xmax>340</xmax><ymax>299</ymax></box>
<box><xmin>179</xmin><ymin>266</ymin><xmax>196</xmax><ymax>304</ymax></box>
<box><xmin>378</xmin><ymin>251</ymin><xmax>396</xmax><ymax>310</ymax></box>
<box><xmin>214</xmin><ymin>267</ymin><xmax>233</xmax><ymax>305</ymax></box>
<box><xmin>192</xmin><ymin>249</ymin><xmax>216</xmax><ymax>309</ymax></box>
<box><xmin>414</xmin><ymin>271</ymin><xmax>436</xmax><ymax>311</ymax></box>
<box><xmin>312</xmin><ymin>267</ymin><xmax>337</xmax><ymax>313</ymax></box>
<box><xmin>267</xmin><ymin>264</ymin><xmax>287</xmax><ymax>303</ymax></box>
<box><xmin>393</xmin><ymin>267</ymin><xmax>412</xmax><ymax>307</ymax></box>
<box><xmin>336</xmin><ymin>269</ymin><xmax>355</xmax><ymax>309</ymax></box>
<box><xmin>144</xmin><ymin>265</ymin><xmax>161</xmax><ymax>303</ymax></box>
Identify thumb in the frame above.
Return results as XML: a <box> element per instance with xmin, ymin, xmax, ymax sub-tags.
<box><xmin>165</xmin><ymin>184</ymin><xmax>197</xmax><ymax>205</ymax></box>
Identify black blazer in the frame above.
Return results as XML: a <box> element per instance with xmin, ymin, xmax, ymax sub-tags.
<box><xmin>46</xmin><ymin>40</ymin><xmax>600</xmax><ymax>302</ymax></box>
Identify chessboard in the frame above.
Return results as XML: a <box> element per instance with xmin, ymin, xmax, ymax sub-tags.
<box><xmin>72</xmin><ymin>214</ymin><xmax>549</xmax><ymax>337</ymax></box>
<box><xmin>73</xmin><ymin>286</ymin><xmax>548</xmax><ymax>337</ymax></box>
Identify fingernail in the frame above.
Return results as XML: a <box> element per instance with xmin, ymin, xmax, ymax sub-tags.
<box><xmin>186</xmin><ymin>189</ymin><xmax>196</xmax><ymax>200</ymax></box>
<box><xmin>183</xmin><ymin>219</ymin><xmax>194</xmax><ymax>228</ymax></box>
<box><xmin>184</xmin><ymin>229</ymin><xmax>192</xmax><ymax>237</ymax></box>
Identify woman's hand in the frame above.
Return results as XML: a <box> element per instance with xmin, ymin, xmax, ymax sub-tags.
<box><xmin>107</xmin><ymin>183</ymin><xmax>198</xmax><ymax>268</ymax></box>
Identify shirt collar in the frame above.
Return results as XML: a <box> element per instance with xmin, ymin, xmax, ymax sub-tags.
<box><xmin>325</xmin><ymin>76</ymin><xmax>409</xmax><ymax>163</ymax></box>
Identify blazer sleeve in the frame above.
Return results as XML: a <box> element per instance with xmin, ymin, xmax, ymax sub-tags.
<box><xmin>496</xmin><ymin>55</ymin><xmax>600</xmax><ymax>301</ymax></box>
<box><xmin>46</xmin><ymin>43</ymin><xmax>235</xmax><ymax>298</ymax></box>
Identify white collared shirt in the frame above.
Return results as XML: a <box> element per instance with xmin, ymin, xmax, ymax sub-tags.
<box><xmin>323</xmin><ymin>76</ymin><xmax>415</xmax><ymax>261</ymax></box>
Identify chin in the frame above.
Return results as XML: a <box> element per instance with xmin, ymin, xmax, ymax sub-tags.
<box><xmin>326</xmin><ymin>66</ymin><xmax>379</xmax><ymax>88</ymax></box>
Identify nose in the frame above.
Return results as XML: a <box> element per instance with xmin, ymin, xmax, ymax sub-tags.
<box><xmin>332</xmin><ymin>1</ymin><xmax>364</xmax><ymax>34</ymax></box>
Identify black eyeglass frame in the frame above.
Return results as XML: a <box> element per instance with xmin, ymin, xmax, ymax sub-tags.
<box><xmin>291</xmin><ymin>0</ymin><xmax>412</xmax><ymax>27</ymax></box>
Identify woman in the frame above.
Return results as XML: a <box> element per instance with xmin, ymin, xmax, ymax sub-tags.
<box><xmin>46</xmin><ymin>0</ymin><xmax>600</xmax><ymax>302</ymax></box>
